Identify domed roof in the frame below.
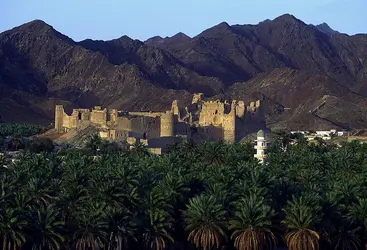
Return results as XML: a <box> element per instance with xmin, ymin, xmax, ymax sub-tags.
<box><xmin>257</xmin><ymin>130</ymin><xmax>265</xmax><ymax>137</ymax></box>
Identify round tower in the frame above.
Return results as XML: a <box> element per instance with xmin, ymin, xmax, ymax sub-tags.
<box><xmin>160</xmin><ymin>111</ymin><xmax>175</xmax><ymax>137</ymax></box>
<box><xmin>254</xmin><ymin>130</ymin><xmax>267</xmax><ymax>164</ymax></box>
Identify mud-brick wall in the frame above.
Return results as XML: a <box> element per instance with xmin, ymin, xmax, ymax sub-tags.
<box><xmin>117</xmin><ymin>116</ymin><xmax>160</xmax><ymax>139</ymax></box>
<box><xmin>90</xmin><ymin>110</ymin><xmax>107</xmax><ymax>126</ymax></box>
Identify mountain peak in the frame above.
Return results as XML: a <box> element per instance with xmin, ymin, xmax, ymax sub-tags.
<box><xmin>172</xmin><ymin>32</ymin><xmax>190</xmax><ymax>39</ymax></box>
<box><xmin>2</xmin><ymin>19</ymin><xmax>76</xmax><ymax>45</ymax></box>
<box><xmin>216</xmin><ymin>21</ymin><xmax>231</xmax><ymax>29</ymax></box>
<box><xmin>19</xmin><ymin>19</ymin><xmax>53</xmax><ymax>32</ymax></box>
<box><xmin>273</xmin><ymin>14</ymin><xmax>301</xmax><ymax>23</ymax></box>
<box><xmin>144</xmin><ymin>36</ymin><xmax>166</xmax><ymax>46</ymax></box>
<box><xmin>314</xmin><ymin>22</ymin><xmax>340</xmax><ymax>35</ymax></box>
<box><xmin>197</xmin><ymin>21</ymin><xmax>233</xmax><ymax>37</ymax></box>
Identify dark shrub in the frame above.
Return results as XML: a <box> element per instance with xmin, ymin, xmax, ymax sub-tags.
<box><xmin>28</xmin><ymin>137</ymin><xmax>55</xmax><ymax>153</ymax></box>
<box><xmin>7</xmin><ymin>136</ymin><xmax>25</xmax><ymax>151</ymax></box>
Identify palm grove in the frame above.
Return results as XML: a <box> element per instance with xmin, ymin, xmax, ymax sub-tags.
<box><xmin>1</xmin><ymin>124</ymin><xmax>367</xmax><ymax>250</ymax></box>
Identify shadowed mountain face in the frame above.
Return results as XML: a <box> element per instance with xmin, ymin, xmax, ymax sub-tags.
<box><xmin>314</xmin><ymin>22</ymin><xmax>340</xmax><ymax>35</ymax></box>
<box><xmin>1</xmin><ymin>14</ymin><xmax>367</xmax><ymax>130</ymax></box>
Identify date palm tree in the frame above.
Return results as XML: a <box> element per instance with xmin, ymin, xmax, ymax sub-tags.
<box><xmin>184</xmin><ymin>194</ymin><xmax>227</xmax><ymax>250</ymax></box>
<box><xmin>26</xmin><ymin>204</ymin><xmax>65</xmax><ymax>250</ymax></box>
<box><xmin>22</xmin><ymin>177</ymin><xmax>53</xmax><ymax>206</ymax></box>
<box><xmin>229</xmin><ymin>194</ymin><xmax>277</xmax><ymax>250</ymax></box>
<box><xmin>137</xmin><ymin>192</ymin><xmax>174</xmax><ymax>250</ymax></box>
<box><xmin>0</xmin><ymin>206</ymin><xmax>27</xmax><ymax>250</ymax></box>
<box><xmin>85</xmin><ymin>134</ymin><xmax>102</xmax><ymax>155</ymax></box>
<box><xmin>331</xmin><ymin>221</ymin><xmax>361</xmax><ymax>250</ymax></box>
<box><xmin>73</xmin><ymin>201</ymin><xmax>109</xmax><ymax>250</ymax></box>
<box><xmin>106</xmin><ymin>207</ymin><xmax>136</xmax><ymax>250</ymax></box>
<box><xmin>347</xmin><ymin>197</ymin><xmax>367</xmax><ymax>232</ymax></box>
<box><xmin>282</xmin><ymin>195</ymin><xmax>321</xmax><ymax>250</ymax></box>
<box><xmin>200</xmin><ymin>141</ymin><xmax>228</xmax><ymax>165</ymax></box>
<box><xmin>140</xmin><ymin>207</ymin><xmax>174</xmax><ymax>250</ymax></box>
<box><xmin>347</xmin><ymin>197</ymin><xmax>367</xmax><ymax>250</ymax></box>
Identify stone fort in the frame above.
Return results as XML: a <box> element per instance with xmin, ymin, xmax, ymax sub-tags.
<box><xmin>55</xmin><ymin>93</ymin><xmax>265</xmax><ymax>153</ymax></box>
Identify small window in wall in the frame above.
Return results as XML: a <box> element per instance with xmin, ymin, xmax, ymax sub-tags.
<box><xmin>78</xmin><ymin>112</ymin><xmax>82</xmax><ymax>120</ymax></box>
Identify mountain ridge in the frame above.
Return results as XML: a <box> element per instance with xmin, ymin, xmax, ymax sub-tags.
<box><xmin>1</xmin><ymin>14</ymin><xmax>367</xmax><ymax>131</ymax></box>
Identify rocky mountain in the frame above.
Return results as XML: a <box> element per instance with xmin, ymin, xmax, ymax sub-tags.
<box><xmin>144</xmin><ymin>32</ymin><xmax>191</xmax><ymax>47</ymax></box>
<box><xmin>314</xmin><ymin>22</ymin><xmax>340</xmax><ymax>35</ymax></box>
<box><xmin>1</xmin><ymin>14</ymin><xmax>367</xmax><ymax>130</ymax></box>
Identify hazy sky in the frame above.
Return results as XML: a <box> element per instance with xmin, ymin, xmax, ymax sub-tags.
<box><xmin>1</xmin><ymin>0</ymin><xmax>366</xmax><ymax>41</ymax></box>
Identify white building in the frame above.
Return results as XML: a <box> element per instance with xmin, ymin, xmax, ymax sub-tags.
<box><xmin>254</xmin><ymin>130</ymin><xmax>267</xmax><ymax>164</ymax></box>
<box><xmin>315</xmin><ymin>129</ymin><xmax>337</xmax><ymax>137</ymax></box>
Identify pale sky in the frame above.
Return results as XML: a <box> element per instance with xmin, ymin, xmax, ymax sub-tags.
<box><xmin>1</xmin><ymin>0</ymin><xmax>366</xmax><ymax>41</ymax></box>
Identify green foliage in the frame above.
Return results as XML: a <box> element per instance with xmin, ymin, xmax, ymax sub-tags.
<box><xmin>0</xmin><ymin>138</ymin><xmax>366</xmax><ymax>249</ymax></box>
<box><xmin>85</xmin><ymin>133</ymin><xmax>102</xmax><ymax>155</ymax></box>
<box><xmin>0</xmin><ymin>123</ymin><xmax>45</xmax><ymax>137</ymax></box>
<box><xmin>184</xmin><ymin>194</ymin><xmax>227</xmax><ymax>250</ymax></box>
<box><xmin>229</xmin><ymin>194</ymin><xmax>277</xmax><ymax>250</ymax></box>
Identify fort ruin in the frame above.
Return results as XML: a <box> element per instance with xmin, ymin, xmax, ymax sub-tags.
<box><xmin>55</xmin><ymin>93</ymin><xmax>265</xmax><ymax>153</ymax></box>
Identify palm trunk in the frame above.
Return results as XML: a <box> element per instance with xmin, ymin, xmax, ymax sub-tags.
<box><xmin>3</xmin><ymin>235</ymin><xmax>7</xmax><ymax>250</ymax></box>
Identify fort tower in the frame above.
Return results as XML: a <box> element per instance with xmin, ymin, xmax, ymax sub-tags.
<box><xmin>160</xmin><ymin>111</ymin><xmax>175</xmax><ymax>137</ymax></box>
<box><xmin>55</xmin><ymin>105</ymin><xmax>64</xmax><ymax>132</ymax></box>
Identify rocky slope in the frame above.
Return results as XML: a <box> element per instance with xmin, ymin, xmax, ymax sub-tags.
<box><xmin>1</xmin><ymin>14</ymin><xmax>367</xmax><ymax>130</ymax></box>
<box><xmin>225</xmin><ymin>68</ymin><xmax>367</xmax><ymax>131</ymax></box>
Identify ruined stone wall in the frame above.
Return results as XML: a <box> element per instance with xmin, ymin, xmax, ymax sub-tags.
<box><xmin>192</xmin><ymin>93</ymin><xmax>204</xmax><ymax>104</ymax></box>
<box><xmin>116</xmin><ymin>116</ymin><xmax>160</xmax><ymax>139</ymax></box>
<box><xmin>128</xmin><ymin>111</ymin><xmax>163</xmax><ymax>117</ymax></box>
<box><xmin>90</xmin><ymin>109</ymin><xmax>107</xmax><ymax>126</ymax></box>
<box><xmin>58</xmin><ymin>108</ymin><xmax>91</xmax><ymax>130</ymax></box>
<box><xmin>117</xmin><ymin>117</ymin><xmax>132</xmax><ymax>131</ymax></box>
<box><xmin>195</xmin><ymin>126</ymin><xmax>224</xmax><ymax>141</ymax></box>
<box><xmin>113</xmin><ymin>130</ymin><xmax>129</xmax><ymax>141</ymax></box>
<box><xmin>104</xmin><ymin>129</ymin><xmax>129</xmax><ymax>141</ymax></box>
<box><xmin>142</xmin><ymin>117</ymin><xmax>160</xmax><ymax>138</ymax></box>
<box><xmin>148</xmin><ymin>148</ymin><xmax>162</xmax><ymax>155</ymax></box>
<box><xmin>222</xmin><ymin>102</ymin><xmax>236</xmax><ymax>142</ymax></box>
<box><xmin>54</xmin><ymin>93</ymin><xmax>265</xmax><ymax>143</ymax></box>
<box><xmin>175</xmin><ymin>121</ymin><xmax>191</xmax><ymax>139</ymax></box>
<box><xmin>223</xmin><ymin>113</ymin><xmax>236</xmax><ymax>142</ymax></box>
<box><xmin>235</xmin><ymin>100</ymin><xmax>266</xmax><ymax>140</ymax></box>
<box><xmin>199</xmin><ymin>101</ymin><xmax>225</xmax><ymax>126</ymax></box>
<box><xmin>171</xmin><ymin>100</ymin><xmax>180</xmax><ymax>116</ymax></box>
<box><xmin>147</xmin><ymin>137</ymin><xmax>182</xmax><ymax>151</ymax></box>
<box><xmin>236</xmin><ymin>101</ymin><xmax>245</xmax><ymax>118</ymax></box>
<box><xmin>55</xmin><ymin>105</ymin><xmax>64</xmax><ymax>132</ymax></box>
<box><xmin>107</xmin><ymin>109</ymin><xmax>118</xmax><ymax>123</ymax></box>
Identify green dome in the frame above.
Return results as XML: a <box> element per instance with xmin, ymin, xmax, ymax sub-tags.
<box><xmin>257</xmin><ymin>130</ymin><xmax>265</xmax><ymax>137</ymax></box>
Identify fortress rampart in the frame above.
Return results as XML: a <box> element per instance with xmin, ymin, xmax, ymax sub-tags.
<box><xmin>55</xmin><ymin>93</ymin><xmax>265</xmax><ymax>148</ymax></box>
